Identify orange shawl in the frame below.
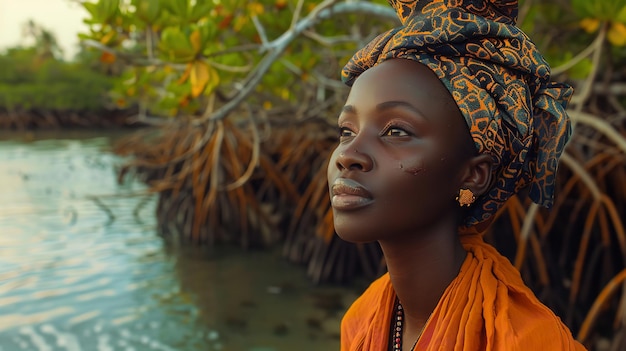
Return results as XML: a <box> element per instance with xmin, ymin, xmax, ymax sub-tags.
<box><xmin>340</xmin><ymin>235</ymin><xmax>586</xmax><ymax>350</ymax></box>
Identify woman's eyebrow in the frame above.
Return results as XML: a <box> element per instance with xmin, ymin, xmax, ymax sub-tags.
<box><xmin>376</xmin><ymin>100</ymin><xmax>428</xmax><ymax>119</ymax></box>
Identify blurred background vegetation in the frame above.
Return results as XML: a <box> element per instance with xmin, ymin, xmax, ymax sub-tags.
<box><xmin>0</xmin><ymin>20</ymin><xmax>122</xmax><ymax>128</ymax></box>
<box><xmin>1</xmin><ymin>0</ymin><xmax>625</xmax><ymax>350</ymax></box>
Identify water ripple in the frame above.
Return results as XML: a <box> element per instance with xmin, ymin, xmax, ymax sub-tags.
<box><xmin>0</xmin><ymin>133</ymin><xmax>348</xmax><ymax>351</ymax></box>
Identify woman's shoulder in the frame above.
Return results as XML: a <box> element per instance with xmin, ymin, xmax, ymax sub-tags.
<box><xmin>502</xmin><ymin>294</ymin><xmax>587</xmax><ymax>350</ymax></box>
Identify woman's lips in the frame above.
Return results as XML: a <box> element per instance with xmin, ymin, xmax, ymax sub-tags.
<box><xmin>330</xmin><ymin>178</ymin><xmax>374</xmax><ymax>210</ymax></box>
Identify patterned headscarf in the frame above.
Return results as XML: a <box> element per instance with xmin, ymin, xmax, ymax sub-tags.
<box><xmin>341</xmin><ymin>0</ymin><xmax>573</xmax><ymax>233</ymax></box>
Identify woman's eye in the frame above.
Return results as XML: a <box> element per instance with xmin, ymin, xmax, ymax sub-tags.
<box><xmin>384</xmin><ymin>127</ymin><xmax>410</xmax><ymax>137</ymax></box>
<box><xmin>339</xmin><ymin>127</ymin><xmax>356</xmax><ymax>138</ymax></box>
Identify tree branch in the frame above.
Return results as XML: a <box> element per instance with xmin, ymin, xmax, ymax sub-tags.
<box><xmin>205</xmin><ymin>1</ymin><xmax>397</xmax><ymax>122</ymax></box>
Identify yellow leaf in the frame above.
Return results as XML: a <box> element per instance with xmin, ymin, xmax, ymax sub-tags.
<box><xmin>204</xmin><ymin>64</ymin><xmax>220</xmax><ymax>95</ymax></box>
<box><xmin>608</xmin><ymin>22</ymin><xmax>626</xmax><ymax>46</ymax></box>
<box><xmin>177</xmin><ymin>63</ymin><xmax>193</xmax><ymax>85</ymax></box>
<box><xmin>190</xmin><ymin>61</ymin><xmax>210</xmax><ymax>97</ymax></box>
<box><xmin>234</xmin><ymin>16</ymin><xmax>248</xmax><ymax>32</ymax></box>
<box><xmin>263</xmin><ymin>101</ymin><xmax>272</xmax><ymax>110</ymax></box>
<box><xmin>100</xmin><ymin>30</ymin><xmax>116</xmax><ymax>45</ymax></box>
<box><xmin>580</xmin><ymin>18</ymin><xmax>600</xmax><ymax>33</ymax></box>
<box><xmin>247</xmin><ymin>2</ymin><xmax>264</xmax><ymax>15</ymax></box>
<box><xmin>190</xmin><ymin>29</ymin><xmax>202</xmax><ymax>53</ymax></box>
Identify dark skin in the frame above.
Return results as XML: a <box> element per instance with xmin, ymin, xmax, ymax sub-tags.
<box><xmin>327</xmin><ymin>59</ymin><xmax>493</xmax><ymax>351</ymax></box>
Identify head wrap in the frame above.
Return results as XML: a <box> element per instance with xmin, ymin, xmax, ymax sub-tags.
<box><xmin>341</xmin><ymin>0</ymin><xmax>573</xmax><ymax>233</ymax></box>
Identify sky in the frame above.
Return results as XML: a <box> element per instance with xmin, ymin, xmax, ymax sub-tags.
<box><xmin>0</xmin><ymin>0</ymin><xmax>88</xmax><ymax>59</ymax></box>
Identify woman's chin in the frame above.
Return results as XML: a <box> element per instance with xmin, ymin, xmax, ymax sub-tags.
<box><xmin>334</xmin><ymin>226</ymin><xmax>378</xmax><ymax>244</ymax></box>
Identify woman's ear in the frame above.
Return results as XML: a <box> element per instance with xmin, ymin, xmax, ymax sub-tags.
<box><xmin>460</xmin><ymin>154</ymin><xmax>494</xmax><ymax>196</ymax></box>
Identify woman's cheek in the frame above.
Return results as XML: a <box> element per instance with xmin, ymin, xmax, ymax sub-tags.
<box><xmin>400</xmin><ymin>157</ymin><xmax>426</xmax><ymax>176</ymax></box>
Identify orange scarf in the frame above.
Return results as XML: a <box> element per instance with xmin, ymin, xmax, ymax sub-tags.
<box><xmin>340</xmin><ymin>235</ymin><xmax>586</xmax><ymax>350</ymax></box>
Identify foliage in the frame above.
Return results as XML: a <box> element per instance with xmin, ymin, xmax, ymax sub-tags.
<box><xmin>0</xmin><ymin>20</ymin><xmax>115</xmax><ymax>127</ymax></box>
<box><xmin>0</xmin><ymin>47</ymin><xmax>113</xmax><ymax>113</ymax></box>
<box><xmin>78</xmin><ymin>0</ymin><xmax>393</xmax><ymax>117</ymax></box>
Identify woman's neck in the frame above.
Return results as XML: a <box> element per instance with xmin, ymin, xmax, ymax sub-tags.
<box><xmin>379</xmin><ymin>221</ymin><xmax>467</xmax><ymax>344</ymax></box>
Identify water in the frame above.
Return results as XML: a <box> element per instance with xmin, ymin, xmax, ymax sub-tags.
<box><xmin>0</xmin><ymin>131</ymin><xmax>357</xmax><ymax>351</ymax></box>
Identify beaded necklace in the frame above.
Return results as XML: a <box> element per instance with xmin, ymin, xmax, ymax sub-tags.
<box><xmin>391</xmin><ymin>299</ymin><xmax>429</xmax><ymax>351</ymax></box>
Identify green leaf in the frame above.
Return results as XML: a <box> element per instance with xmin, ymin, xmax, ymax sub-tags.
<box><xmin>617</xmin><ymin>6</ymin><xmax>626</xmax><ymax>23</ymax></box>
<box><xmin>571</xmin><ymin>0</ymin><xmax>626</xmax><ymax>20</ymax></box>
<box><xmin>81</xmin><ymin>0</ymin><xmax>119</xmax><ymax>24</ymax></box>
<box><xmin>132</xmin><ymin>0</ymin><xmax>162</xmax><ymax>24</ymax></box>
<box><xmin>162</xmin><ymin>0</ymin><xmax>189</xmax><ymax>20</ymax></box>
<box><xmin>189</xmin><ymin>2</ymin><xmax>214</xmax><ymax>22</ymax></box>
<box><xmin>82</xmin><ymin>2</ymin><xmax>100</xmax><ymax>18</ymax></box>
<box><xmin>158</xmin><ymin>27</ymin><xmax>196</xmax><ymax>62</ymax></box>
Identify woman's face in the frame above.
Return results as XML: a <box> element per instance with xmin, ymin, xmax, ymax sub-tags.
<box><xmin>327</xmin><ymin>59</ymin><xmax>475</xmax><ymax>243</ymax></box>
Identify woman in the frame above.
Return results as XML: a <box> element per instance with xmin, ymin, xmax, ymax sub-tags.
<box><xmin>327</xmin><ymin>0</ymin><xmax>587</xmax><ymax>350</ymax></box>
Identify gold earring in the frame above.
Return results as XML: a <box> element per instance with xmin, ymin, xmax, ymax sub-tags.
<box><xmin>456</xmin><ymin>188</ymin><xmax>476</xmax><ymax>207</ymax></box>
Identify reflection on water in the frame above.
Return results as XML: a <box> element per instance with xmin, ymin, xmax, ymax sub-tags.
<box><xmin>0</xmin><ymin>131</ymin><xmax>356</xmax><ymax>351</ymax></box>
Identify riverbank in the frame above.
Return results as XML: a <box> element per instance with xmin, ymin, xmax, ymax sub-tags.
<box><xmin>0</xmin><ymin>109</ymin><xmax>140</xmax><ymax>130</ymax></box>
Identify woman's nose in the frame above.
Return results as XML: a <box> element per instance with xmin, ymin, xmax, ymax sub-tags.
<box><xmin>334</xmin><ymin>146</ymin><xmax>373</xmax><ymax>172</ymax></box>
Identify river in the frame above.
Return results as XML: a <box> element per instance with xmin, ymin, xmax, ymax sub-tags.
<box><xmin>0</xmin><ymin>130</ymin><xmax>359</xmax><ymax>351</ymax></box>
